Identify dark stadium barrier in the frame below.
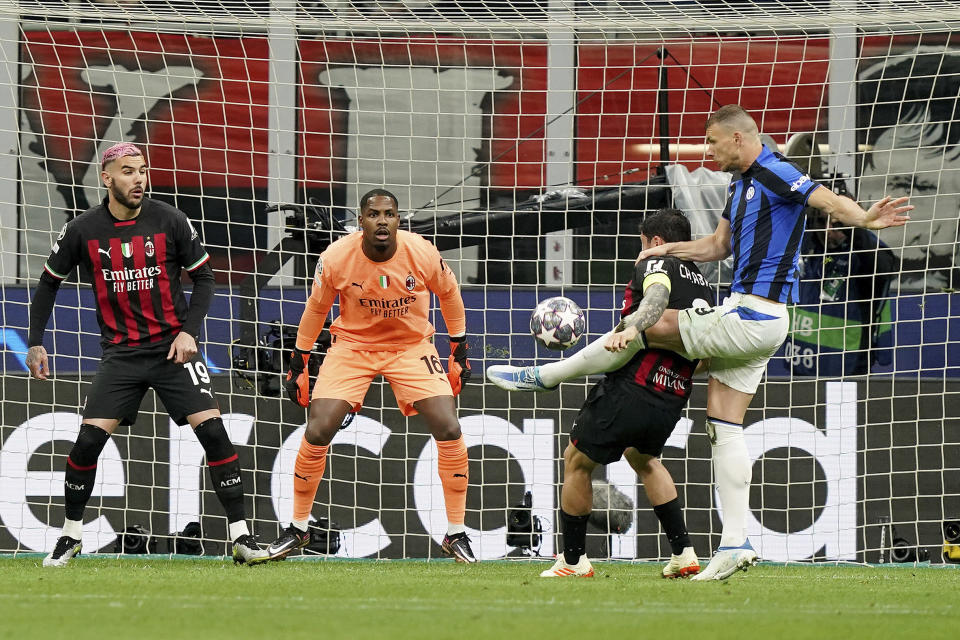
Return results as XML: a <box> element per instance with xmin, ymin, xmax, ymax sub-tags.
<box><xmin>1</xmin><ymin>375</ymin><xmax>957</xmax><ymax>562</ymax></box>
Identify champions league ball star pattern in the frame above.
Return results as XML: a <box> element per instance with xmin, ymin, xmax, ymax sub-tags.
<box><xmin>530</xmin><ymin>296</ymin><xmax>586</xmax><ymax>351</ymax></box>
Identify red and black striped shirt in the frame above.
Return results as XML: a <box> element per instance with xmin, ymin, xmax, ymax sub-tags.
<box><xmin>43</xmin><ymin>197</ymin><xmax>210</xmax><ymax>348</ymax></box>
<box><xmin>610</xmin><ymin>256</ymin><xmax>714</xmax><ymax>410</ymax></box>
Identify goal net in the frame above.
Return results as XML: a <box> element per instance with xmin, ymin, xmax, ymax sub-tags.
<box><xmin>1</xmin><ymin>0</ymin><xmax>959</xmax><ymax>564</ymax></box>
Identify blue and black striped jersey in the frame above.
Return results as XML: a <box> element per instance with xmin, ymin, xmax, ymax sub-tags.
<box><xmin>722</xmin><ymin>145</ymin><xmax>821</xmax><ymax>303</ymax></box>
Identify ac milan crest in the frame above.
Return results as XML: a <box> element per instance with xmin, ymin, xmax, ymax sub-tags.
<box><xmin>145</xmin><ymin>239</ymin><xmax>155</xmax><ymax>257</ymax></box>
<box><xmin>405</xmin><ymin>275</ymin><xmax>416</xmax><ymax>291</ymax></box>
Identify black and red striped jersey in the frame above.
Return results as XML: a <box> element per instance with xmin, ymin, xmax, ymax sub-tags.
<box><xmin>43</xmin><ymin>197</ymin><xmax>210</xmax><ymax>348</ymax></box>
<box><xmin>610</xmin><ymin>256</ymin><xmax>714</xmax><ymax>409</ymax></box>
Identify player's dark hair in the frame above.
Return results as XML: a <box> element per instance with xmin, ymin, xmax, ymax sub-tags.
<box><xmin>641</xmin><ymin>208</ymin><xmax>691</xmax><ymax>244</ymax></box>
<box><xmin>359</xmin><ymin>188</ymin><xmax>399</xmax><ymax>212</ymax></box>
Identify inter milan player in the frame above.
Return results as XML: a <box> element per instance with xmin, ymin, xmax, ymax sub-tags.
<box><xmin>536</xmin><ymin>210</ymin><xmax>710</xmax><ymax>579</ymax></box>
<box><xmin>265</xmin><ymin>189</ymin><xmax>476</xmax><ymax>563</ymax></box>
<box><xmin>27</xmin><ymin>143</ymin><xmax>268</xmax><ymax>567</ymax></box>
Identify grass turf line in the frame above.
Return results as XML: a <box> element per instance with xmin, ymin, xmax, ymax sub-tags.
<box><xmin>0</xmin><ymin>557</ymin><xmax>958</xmax><ymax>640</ymax></box>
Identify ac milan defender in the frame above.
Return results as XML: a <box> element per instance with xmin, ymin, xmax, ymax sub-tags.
<box><xmin>26</xmin><ymin>143</ymin><xmax>268</xmax><ymax>567</ymax></box>
<box><xmin>535</xmin><ymin>210</ymin><xmax>709</xmax><ymax>579</ymax></box>
<box><xmin>264</xmin><ymin>188</ymin><xmax>475</xmax><ymax>563</ymax></box>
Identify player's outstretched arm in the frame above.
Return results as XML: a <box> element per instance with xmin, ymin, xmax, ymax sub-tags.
<box><xmin>808</xmin><ymin>186</ymin><xmax>912</xmax><ymax>230</ymax></box>
<box><xmin>636</xmin><ymin>218</ymin><xmax>732</xmax><ymax>264</ymax></box>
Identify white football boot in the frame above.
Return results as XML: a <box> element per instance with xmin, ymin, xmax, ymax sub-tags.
<box><xmin>540</xmin><ymin>552</ymin><xmax>595</xmax><ymax>578</ymax></box>
<box><xmin>43</xmin><ymin>536</ymin><xmax>82</xmax><ymax>567</ymax></box>
<box><xmin>662</xmin><ymin>546</ymin><xmax>700</xmax><ymax>579</ymax></box>
<box><xmin>486</xmin><ymin>365</ymin><xmax>553</xmax><ymax>392</ymax></box>
<box><xmin>690</xmin><ymin>540</ymin><xmax>758</xmax><ymax>581</ymax></box>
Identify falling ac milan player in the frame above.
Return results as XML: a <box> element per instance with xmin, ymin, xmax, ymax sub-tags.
<box><xmin>26</xmin><ymin>143</ymin><xmax>267</xmax><ymax>567</ymax></box>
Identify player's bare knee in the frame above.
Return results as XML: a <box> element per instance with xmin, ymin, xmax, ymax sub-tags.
<box><xmin>563</xmin><ymin>443</ymin><xmax>594</xmax><ymax>474</ymax></box>
<box><xmin>429</xmin><ymin>421</ymin><xmax>461</xmax><ymax>441</ymax></box>
<box><xmin>304</xmin><ymin>419</ymin><xmax>338</xmax><ymax>446</ymax></box>
<box><xmin>626</xmin><ymin>450</ymin><xmax>656</xmax><ymax>478</ymax></box>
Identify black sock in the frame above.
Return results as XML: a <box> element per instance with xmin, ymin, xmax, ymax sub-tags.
<box><xmin>64</xmin><ymin>424</ymin><xmax>111</xmax><ymax>522</ymax></box>
<box><xmin>194</xmin><ymin>417</ymin><xmax>246</xmax><ymax>523</ymax></box>
<box><xmin>560</xmin><ymin>509</ymin><xmax>590</xmax><ymax>564</ymax></box>
<box><xmin>653</xmin><ymin>497</ymin><xmax>691</xmax><ymax>555</ymax></box>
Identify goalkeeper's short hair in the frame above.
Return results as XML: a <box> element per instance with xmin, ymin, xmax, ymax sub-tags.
<box><xmin>359</xmin><ymin>188</ymin><xmax>399</xmax><ymax>212</ymax></box>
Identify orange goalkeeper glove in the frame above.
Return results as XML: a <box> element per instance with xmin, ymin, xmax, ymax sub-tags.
<box><xmin>284</xmin><ymin>347</ymin><xmax>311</xmax><ymax>407</ymax></box>
<box><xmin>447</xmin><ymin>337</ymin><xmax>471</xmax><ymax>396</ymax></box>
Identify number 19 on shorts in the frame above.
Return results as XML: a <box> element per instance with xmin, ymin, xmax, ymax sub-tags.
<box><xmin>183</xmin><ymin>361</ymin><xmax>211</xmax><ymax>386</ymax></box>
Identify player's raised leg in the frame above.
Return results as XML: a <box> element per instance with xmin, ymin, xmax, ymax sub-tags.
<box><xmin>486</xmin><ymin>328</ymin><xmax>640</xmax><ymax>392</ymax></box>
<box><xmin>541</xmin><ymin>443</ymin><xmax>595</xmax><ymax>577</ymax></box>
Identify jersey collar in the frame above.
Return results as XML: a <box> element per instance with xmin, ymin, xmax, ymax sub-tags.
<box><xmin>742</xmin><ymin>144</ymin><xmax>776</xmax><ymax>178</ymax></box>
<box><xmin>102</xmin><ymin>196</ymin><xmax>146</xmax><ymax>225</ymax></box>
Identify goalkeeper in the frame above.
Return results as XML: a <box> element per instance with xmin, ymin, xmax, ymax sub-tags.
<box><xmin>266</xmin><ymin>189</ymin><xmax>476</xmax><ymax>563</ymax></box>
<box><xmin>532</xmin><ymin>209</ymin><xmax>711</xmax><ymax>579</ymax></box>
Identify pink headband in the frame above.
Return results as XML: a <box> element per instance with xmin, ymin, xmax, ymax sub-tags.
<box><xmin>101</xmin><ymin>142</ymin><xmax>143</xmax><ymax>168</ymax></box>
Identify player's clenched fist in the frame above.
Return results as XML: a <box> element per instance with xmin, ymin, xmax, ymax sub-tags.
<box><xmin>285</xmin><ymin>348</ymin><xmax>311</xmax><ymax>407</ymax></box>
<box><xmin>447</xmin><ymin>337</ymin><xmax>471</xmax><ymax>396</ymax></box>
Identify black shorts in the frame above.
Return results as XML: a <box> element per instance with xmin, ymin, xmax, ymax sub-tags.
<box><xmin>83</xmin><ymin>343</ymin><xmax>219</xmax><ymax>426</ymax></box>
<box><xmin>569</xmin><ymin>377</ymin><xmax>682</xmax><ymax>465</ymax></box>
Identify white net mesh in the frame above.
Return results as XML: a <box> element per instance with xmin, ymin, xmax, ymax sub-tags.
<box><xmin>1</xmin><ymin>1</ymin><xmax>959</xmax><ymax>563</ymax></box>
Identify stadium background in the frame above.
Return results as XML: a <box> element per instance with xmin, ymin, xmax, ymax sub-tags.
<box><xmin>1</xmin><ymin>21</ymin><xmax>959</xmax><ymax>563</ymax></box>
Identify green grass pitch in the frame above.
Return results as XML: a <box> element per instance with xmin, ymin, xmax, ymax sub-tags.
<box><xmin>1</xmin><ymin>556</ymin><xmax>958</xmax><ymax>639</ymax></box>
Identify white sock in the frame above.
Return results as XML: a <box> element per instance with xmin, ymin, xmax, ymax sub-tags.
<box><xmin>538</xmin><ymin>329</ymin><xmax>641</xmax><ymax>388</ymax></box>
<box><xmin>228</xmin><ymin>520</ymin><xmax>250</xmax><ymax>541</ymax></box>
<box><xmin>291</xmin><ymin>520</ymin><xmax>309</xmax><ymax>533</ymax></box>
<box><xmin>709</xmin><ymin>419</ymin><xmax>752</xmax><ymax>549</ymax></box>
<box><xmin>62</xmin><ymin>518</ymin><xmax>83</xmax><ymax>541</ymax></box>
<box><xmin>447</xmin><ymin>523</ymin><xmax>466</xmax><ymax>536</ymax></box>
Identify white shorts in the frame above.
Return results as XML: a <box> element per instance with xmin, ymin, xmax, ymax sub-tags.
<box><xmin>677</xmin><ymin>291</ymin><xmax>789</xmax><ymax>395</ymax></box>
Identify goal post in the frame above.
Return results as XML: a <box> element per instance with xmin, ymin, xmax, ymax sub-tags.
<box><xmin>0</xmin><ymin>0</ymin><xmax>959</xmax><ymax>564</ymax></box>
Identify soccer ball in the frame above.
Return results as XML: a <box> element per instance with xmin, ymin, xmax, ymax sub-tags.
<box><xmin>530</xmin><ymin>296</ymin><xmax>586</xmax><ymax>351</ymax></box>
